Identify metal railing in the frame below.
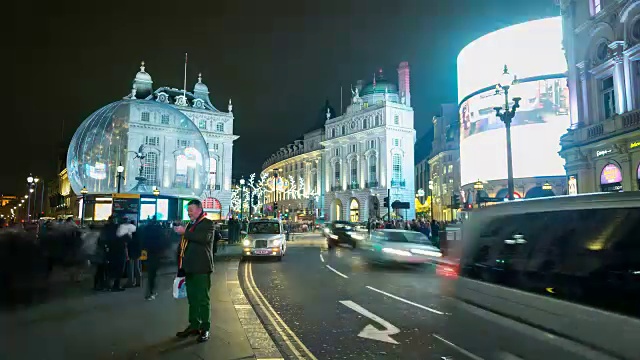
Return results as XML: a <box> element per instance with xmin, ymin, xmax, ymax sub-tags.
<box><xmin>390</xmin><ymin>179</ymin><xmax>406</xmax><ymax>188</ymax></box>
<box><xmin>348</xmin><ymin>183</ymin><xmax>359</xmax><ymax>190</ymax></box>
<box><xmin>365</xmin><ymin>181</ymin><xmax>379</xmax><ymax>188</ymax></box>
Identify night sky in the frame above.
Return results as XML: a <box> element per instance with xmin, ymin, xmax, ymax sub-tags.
<box><xmin>6</xmin><ymin>0</ymin><xmax>558</xmax><ymax>195</ymax></box>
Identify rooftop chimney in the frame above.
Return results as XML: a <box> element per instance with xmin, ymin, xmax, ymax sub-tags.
<box><xmin>397</xmin><ymin>61</ymin><xmax>411</xmax><ymax>106</ymax></box>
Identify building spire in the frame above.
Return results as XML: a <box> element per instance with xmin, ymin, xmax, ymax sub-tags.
<box><xmin>198</xmin><ymin>72</ymin><xmax>202</xmax><ymax>83</ymax></box>
<box><xmin>228</xmin><ymin>98</ymin><xmax>233</xmax><ymax>113</ymax></box>
<box><xmin>140</xmin><ymin>61</ymin><xmax>145</xmax><ymax>72</ymax></box>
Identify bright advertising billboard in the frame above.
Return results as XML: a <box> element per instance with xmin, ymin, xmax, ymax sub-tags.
<box><xmin>458</xmin><ymin>17</ymin><xmax>570</xmax><ymax>186</ymax></box>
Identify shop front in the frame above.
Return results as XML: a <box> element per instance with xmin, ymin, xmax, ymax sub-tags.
<box><xmin>600</xmin><ymin>163</ymin><xmax>624</xmax><ymax>192</ymax></box>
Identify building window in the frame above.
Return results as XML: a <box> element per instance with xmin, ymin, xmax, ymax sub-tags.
<box><xmin>177</xmin><ymin>139</ymin><xmax>191</xmax><ymax>148</ymax></box>
<box><xmin>144</xmin><ymin>136</ymin><xmax>159</xmax><ymax>146</ymax></box>
<box><xmin>375</xmin><ymin>114</ymin><xmax>380</xmax><ymax>126</ymax></box>
<box><xmin>350</xmin><ymin>144</ymin><xmax>357</xmax><ymax>153</ymax></box>
<box><xmin>341</xmin><ymin>125</ymin><xmax>346</xmax><ymax>135</ymax></box>
<box><xmin>363</xmin><ymin>118</ymin><xmax>368</xmax><ymax>129</ymax></box>
<box><xmin>448</xmin><ymin>164</ymin><xmax>453</xmax><ymax>173</ymax></box>
<box><xmin>601</xmin><ymin>76</ymin><xmax>616</xmax><ymax>120</ymax></box>
<box><xmin>392</xmin><ymin>153</ymin><xmax>402</xmax><ymax>181</ymax></box>
<box><xmin>216</xmin><ymin>122</ymin><xmax>224</xmax><ymax>132</ymax></box>
<box><xmin>334</xmin><ymin>148</ymin><xmax>340</xmax><ymax>157</ymax></box>
<box><xmin>141</xmin><ymin>112</ymin><xmax>150</xmax><ymax>122</ymax></box>
<box><xmin>198</xmin><ymin>119</ymin><xmax>207</xmax><ymax>129</ymax></box>
<box><xmin>350</xmin><ymin>159</ymin><xmax>358</xmax><ymax>184</ymax></box>
<box><xmin>334</xmin><ymin>164</ymin><xmax>341</xmax><ymax>186</ymax></box>
<box><xmin>143</xmin><ymin>152</ymin><xmax>158</xmax><ymax>187</ymax></box>
<box><xmin>209</xmin><ymin>158</ymin><xmax>217</xmax><ymax>189</ymax></box>
<box><xmin>368</xmin><ymin>156</ymin><xmax>376</xmax><ymax>182</ymax></box>
<box><xmin>392</xmin><ymin>138</ymin><xmax>400</xmax><ymax>147</ymax></box>
<box><xmin>368</xmin><ymin>140</ymin><xmax>375</xmax><ymax>149</ymax></box>
<box><xmin>393</xmin><ymin>114</ymin><xmax>399</xmax><ymax>125</ymax></box>
<box><xmin>208</xmin><ymin>143</ymin><xmax>219</xmax><ymax>151</ymax></box>
<box><xmin>590</xmin><ymin>0</ymin><xmax>601</xmax><ymax>15</ymax></box>
<box><xmin>161</xmin><ymin>114</ymin><xmax>169</xmax><ymax>125</ymax></box>
<box><xmin>331</xmin><ymin>128</ymin><xmax>336</xmax><ymax>138</ymax></box>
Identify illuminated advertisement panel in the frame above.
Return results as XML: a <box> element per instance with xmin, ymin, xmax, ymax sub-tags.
<box><xmin>457</xmin><ymin>17</ymin><xmax>570</xmax><ymax>186</ymax></box>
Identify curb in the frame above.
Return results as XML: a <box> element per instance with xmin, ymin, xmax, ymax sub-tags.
<box><xmin>225</xmin><ymin>259</ymin><xmax>284</xmax><ymax>359</ymax></box>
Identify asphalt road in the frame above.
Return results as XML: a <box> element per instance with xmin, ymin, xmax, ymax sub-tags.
<box><xmin>240</xmin><ymin>235</ymin><xmax>472</xmax><ymax>360</ymax></box>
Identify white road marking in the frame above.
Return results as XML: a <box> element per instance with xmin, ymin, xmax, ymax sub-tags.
<box><xmin>433</xmin><ymin>334</ymin><xmax>484</xmax><ymax>360</ymax></box>
<box><xmin>325</xmin><ymin>265</ymin><xmax>348</xmax><ymax>278</ymax></box>
<box><xmin>339</xmin><ymin>300</ymin><xmax>400</xmax><ymax>344</ymax></box>
<box><xmin>366</xmin><ymin>286</ymin><xmax>445</xmax><ymax>315</ymax></box>
<box><xmin>320</xmin><ymin>253</ymin><xmax>324</xmax><ymax>262</ymax></box>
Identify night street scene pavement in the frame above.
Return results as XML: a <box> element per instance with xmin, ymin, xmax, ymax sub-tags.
<box><xmin>5</xmin><ymin>0</ymin><xmax>640</xmax><ymax>359</ymax></box>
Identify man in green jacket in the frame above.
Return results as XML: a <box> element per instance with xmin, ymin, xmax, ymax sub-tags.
<box><xmin>174</xmin><ymin>199</ymin><xmax>218</xmax><ymax>343</ymax></box>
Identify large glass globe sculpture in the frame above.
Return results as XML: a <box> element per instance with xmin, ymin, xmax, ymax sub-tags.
<box><xmin>67</xmin><ymin>99</ymin><xmax>210</xmax><ymax>198</ymax></box>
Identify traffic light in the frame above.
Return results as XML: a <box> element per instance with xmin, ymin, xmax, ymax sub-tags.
<box><xmin>452</xmin><ymin>193</ymin><xmax>460</xmax><ymax>209</ymax></box>
<box><xmin>273</xmin><ymin>202</ymin><xmax>278</xmax><ymax>211</ymax></box>
<box><xmin>383</xmin><ymin>197</ymin><xmax>389</xmax><ymax>208</ymax></box>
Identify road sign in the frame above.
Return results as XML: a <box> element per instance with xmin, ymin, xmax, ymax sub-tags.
<box><xmin>339</xmin><ymin>300</ymin><xmax>400</xmax><ymax>344</ymax></box>
<box><xmin>391</xmin><ymin>200</ymin><xmax>410</xmax><ymax>209</ymax></box>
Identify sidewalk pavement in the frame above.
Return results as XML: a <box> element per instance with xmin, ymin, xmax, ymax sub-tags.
<box><xmin>0</xmin><ymin>245</ymin><xmax>281</xmax><ymax>360</ymax></box>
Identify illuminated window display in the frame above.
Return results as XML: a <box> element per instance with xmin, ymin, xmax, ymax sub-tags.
<box><xmin>66</xmin><ymin>99</ymin><xmax>209</xmax><ymax>198</ymax></box>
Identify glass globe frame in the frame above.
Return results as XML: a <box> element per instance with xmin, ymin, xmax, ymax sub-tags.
<box><xmin>67</xmin><ymin>99</ymin><xmax>210</xmax><ymax>198</ymax></box>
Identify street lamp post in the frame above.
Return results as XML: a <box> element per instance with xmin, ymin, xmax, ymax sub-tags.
<box><xmin>473</xmin><ymin>180</ymin><xmax>484</xmax><ymax>208</ymax></box>
<box><xmin>428</xmin><ymin>181</ymin><xmax>433</xmax><ymax>221</ymax></box>
<box><xmin>34</xmin><ymin>177</ymin><xmax>40</xmax><ymax>219</ymax></box>
<box><xmin>153</xmin><ymin>186</ymin><xmax>160</xmax><ymax>219</ymax></box>
<box><xmin>27</xmin><ymin>175</ymin><xmax>33</xmax><ymax>222</ymax></box>
<box><xmin>239</xmin><ymin>177</ymin><xmax>245</xmax><ymax>220</ymax></box>
<box><xmin>416</xmin><ymin>188</ymin><xmax>425</xmax><ymax>218</ymax></box>
<box><xmin>273</xmin><ymin>169</ymin><xmax>280</xmax><ymax>218</ymax></box>
<box><xmin>80</xmin><ymin>186</ymin><xmax>88</xmax><ymax>226</ymax></box>
<box><xmin>494</xmin><ymin>65</ymin><xmax>521</xmax><ymax>201</ymax></box>
<box><xmin>117</xmin><ymin>163</ymin><xmax>125</xmax><ymax>193</ymax></box>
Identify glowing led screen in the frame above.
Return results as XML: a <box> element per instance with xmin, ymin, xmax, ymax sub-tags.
<box><xmin>457</xmin><ymin>17</ymin><xmax>570</xmax><ymax>186</ymax></box>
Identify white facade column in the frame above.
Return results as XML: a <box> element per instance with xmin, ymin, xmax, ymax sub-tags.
<box><xmin>576</xmin><ymin>61</ymin><xmax>591</xmax><ymax>125</ymax></box>
<box><xmin>610</xmin><ymin>41</ymin><xmax>628</xmax><ymax>114</ymax></box>
<box><xmin>623</xmin><ymin>54</ymin><xmax>637</xmax><ymax>111</ymax></box>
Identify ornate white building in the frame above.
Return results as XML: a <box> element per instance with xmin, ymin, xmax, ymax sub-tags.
<box><xmin>125</xmin><ymin>62</ymin><xmax>238</xmax><ymax>219</ymax></box>
<box><xmin>558</xmin><ymin>0</ymin><xmax>640</xmax><ymax>194</ymax></box>
<box><xmin>262</xmin><ymin>62</ymin><xmax>416</xmax><ymax>222</ymax></box>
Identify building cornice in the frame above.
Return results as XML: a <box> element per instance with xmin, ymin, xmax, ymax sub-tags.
<box><xmin>262</xmin><ymin>149</ymin><xmax>323</xmax><ymax>172</ymax></box>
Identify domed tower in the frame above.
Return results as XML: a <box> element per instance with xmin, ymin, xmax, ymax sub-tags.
<box><xmin>132</xmin><ymin>61</ymin><xmax>153</xmax><ymax>99</ymax></box>
<box><xmin>359</xmin><ymin>69</ymin><xmax>400</xmax><ymax>104</ymax></box>
<box><xmin>193</xmin><ymin>73</ymin><xmax>212</xmax><ymax>106</ymax></box>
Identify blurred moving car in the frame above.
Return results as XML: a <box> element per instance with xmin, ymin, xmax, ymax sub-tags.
<box><xmin>325</xmin><ymin>220</ymin><xmax>365</xmax><ymax>249</ymax></box>
<box><xmin>362</xmin><ymin>229</ymin><xmax>442</xmax><ymax>265</ymax></box>
<box><xmin>242</xmin><ymin>219</ymin><xmax>287</xmax><ymax>261</ymax></box>
<box><xmin>437</xmin><ymin>192</ymin><xmax>640</xmax><ymax>360</ymax></box>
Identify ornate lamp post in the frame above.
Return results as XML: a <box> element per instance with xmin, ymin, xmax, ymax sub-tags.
<box><xmin>80</xmin><ymin>186</ymin><xmax>88</xmax><ymax>226</ymax></box>
<box><xmin>34</xmin><ymin>177</ymin><xmax>40</xmax><ymax>219</ymax></box>
<box><xmin>494</xmin><ymin>65</ymin><xmax>521</xmax><ymax>201</ymax></box>
<box><xmin>117</xmin><ymin>163</ymin><xmax>125</xmax><ymax>193</ymax></box>
<box><xmin>428</xmin><ymin>180</ymin><xmax>434</xmax><ymax>220</ymax></box>
<box><xmin>473</xmin><ymin>180</ymin><xmax>484</xmax><ymax>208</ymax></box>
<box><xmin>239</xmin><ymin>177</ymin><xmax>245</xmax><ymax>220</ymax></box>
<box><xmin>153</xmin><ymin>186</ymin><xmax>160</xmax><ymax>219</ymax></box>
<box><xmin>273</xmin><ymin>168</ymin><xmax>280</xmax><ymax>218</ymax></box>
<box><xmin>27</xmin><ymin>174</ymin><xmax>34</xmax><ymax>222</ymax></box>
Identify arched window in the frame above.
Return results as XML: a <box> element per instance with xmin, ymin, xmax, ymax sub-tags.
<box><xmin>349</xmin><ymin>198</ymin><xmax>359</xmax><ymax>222</ymax></box>
<box><xmin>363</xmin><ymin>118</ymin><xmax>368</xmax><ymax>129</ymax></box>
<box><xmin>341</xmin><ymin>125</ymin><xmax>346</xmax><ymax>135</ymax></box>
<box><xmin>350</xmin><ymin>159</ymin><xmax>358</xmax><ymax>185</ymax></box>
<box><xmin>368</xmin><ymin>156</ymin><xmax>377</xmax><ymax>183</ymax></box>
<box><xmin>392</xmin><ymin>153</ymin><xmax>402</xmax><ymax>182</ymax></box>
<box><xmin>334</xmin><ymin>163</ymin><xmax>341</xmax><ymax>187</ymax></box>
<box><xmin>331</xmin><ymin>128</ymin><xmax>336</xmax><ymax>138</ymax></box>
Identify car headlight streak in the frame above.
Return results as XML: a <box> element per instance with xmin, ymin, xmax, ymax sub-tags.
<box><xmin>410</xmin><ymin>249</ymin><xmax>442</xmax><ymax>257</ymax></box>
<box><xmin>382</xmin><ymin>248</ymin><xmax>412</xmax><ymax>256</ymax></box>
<box><xmin>243</xmin><ymin>239</ymin><xmax>251</xmax><ymax>247</ymax></box>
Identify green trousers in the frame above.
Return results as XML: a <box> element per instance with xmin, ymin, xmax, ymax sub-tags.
<box><xmin>185</xmin><ymin>273</ymin><xmax>212</xmax><ymax>331</ymax></box>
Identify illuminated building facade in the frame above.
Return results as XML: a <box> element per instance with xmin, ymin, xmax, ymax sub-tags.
<box><xmin>262</xmin><ymin>62</ymin><xmax>416</xmax><ymax>222</ymax></box>
<box><xmin>428</xmin><ymin>104</ymin><xmax>461</xmax><ymax>221</ymax></box>
<box><xmin>558</xmin><ymin>0</ymin><xmax>640</xmax><ymax>193</ymax></box>
<box><xmin>458</xmin><ymin>17</ymin><xmax>570</xmax><ymax>205</ymax></box>
<box><xmin>66</xmin><ymin>62</ymin><xmax>237</xmax><ymax>221</ymax></box>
